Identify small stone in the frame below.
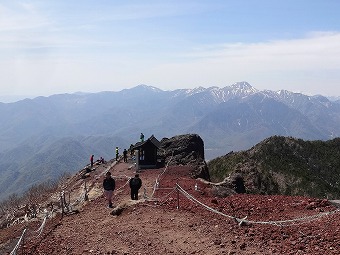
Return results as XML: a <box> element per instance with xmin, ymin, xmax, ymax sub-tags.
<box><xmin>213</xmin><ymin>239</ymin><xmax>222</xmax><ymax>245</ymax></box>
<box><xmin>239</xmin><ymin>243</ymin><xmax>246</xmax><ymax>250</ymax></box>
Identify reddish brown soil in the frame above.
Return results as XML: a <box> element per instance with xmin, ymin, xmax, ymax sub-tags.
<box><xmin>1</xmin><ymin>160</ymin><xmax>339</xmax><ymax>255</ymax></box>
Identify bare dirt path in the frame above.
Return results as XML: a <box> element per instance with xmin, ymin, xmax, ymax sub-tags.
<box><xmin>3</xmin><ymin>158</ymin><xmax>340</xmax><ymax>255</ymax></box>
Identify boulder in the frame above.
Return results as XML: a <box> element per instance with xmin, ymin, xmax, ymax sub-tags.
<box><xmin>159</xmin><ymin>134</ymin><xmax>210</xmax><ymax>181</ymax></box>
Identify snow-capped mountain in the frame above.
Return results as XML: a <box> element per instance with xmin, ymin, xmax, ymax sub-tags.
<box><xmin>1</xmin><ymin>82</ymin><xmax>340</xmax><ymax>200</ymax></box>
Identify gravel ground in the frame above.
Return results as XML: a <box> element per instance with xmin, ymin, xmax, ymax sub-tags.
<box><xmin>2</xmin><ymin>160</ymin><xmax>339</xmax><ymax>255</ymax></box>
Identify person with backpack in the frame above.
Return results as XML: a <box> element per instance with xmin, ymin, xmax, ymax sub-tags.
<box><xmin>103</xmin><ymin>172</ymin><xmax>115</xmax><ymax>208</ymax></box>
<box><xmin>129</xmin><ymin>174</ymin><xmax>142</xmax><ymax>200</ymax></box>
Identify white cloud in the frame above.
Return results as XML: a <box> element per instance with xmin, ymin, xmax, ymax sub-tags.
<box><xmin>2</xmin><ymin>32</ymin><xmax>340</xmax><ymax>96</ymax></box>
<box><xmin>0</xmin><ymin>2</ymin><xmax>48</xmax><ymax>32</ymax></box>
<box><xmin>1</xmin><ymin>1</ymin><xmax>340</xmax><ymax>97</ymax></box>
<box><xmin>138</xmin><ymin>32</ymin><xmax>340</xmax><ymax>95</ymax></box>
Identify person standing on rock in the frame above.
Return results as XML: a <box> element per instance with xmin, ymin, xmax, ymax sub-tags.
<box><xmin>90</xmin><ymin>154</ymin><xmax>94</xmax><ymax>168</ymax></box>
<box><xmin>115</xmin><ymin>147</ymin><xmax>119</xmax><ymax>161</ymax></box>
<box><xmin>103</xmin><ymin>172</ymin><xmax>115</xmax><ymax>208</ymax></box>
<box><xmin>123</xmin><ymin>149</ymin><xmax>128</xmax><ymax>162</ymax></box>
<box><xmin>129</xmin><ymin>174</ymin><xmax>142</xmax><ymax>200</ymax></box>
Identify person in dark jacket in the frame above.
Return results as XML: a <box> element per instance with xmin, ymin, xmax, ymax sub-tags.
<box><xmin>103</xmin><ymin>172</ymin><xmax>115</xmax><ymax>208</ymax></box>
<box><xmin>90</xmin><ymin>154</ymin><xmax>94</xmax><ymax>168</ymax></box>
<box><xmin>129</xmin><ymin>174</ymin><xmax>142</xmax><ymax>200</ymax></box>
<box><xmin>123</xmin><ymin>149</ymin><xmax>128</xmax><ymax>162</ymax></box>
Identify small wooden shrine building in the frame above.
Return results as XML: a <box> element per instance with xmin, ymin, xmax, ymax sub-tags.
<box><xmin>133</xmin><ymin>135</ymin><xmax>161</xmax><ymax>169</ymax></box>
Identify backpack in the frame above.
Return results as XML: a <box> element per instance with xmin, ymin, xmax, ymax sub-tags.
<box><xmin>130</xmin><ymin>178</ymin><xmax>141</xmax><ymax>188</ymax></box>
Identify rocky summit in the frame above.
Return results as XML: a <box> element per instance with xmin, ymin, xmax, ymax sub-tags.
<box><xmin>1</xmin><ymin>133</ymin><xmax>340</xmax><ymax>254</ymax></box>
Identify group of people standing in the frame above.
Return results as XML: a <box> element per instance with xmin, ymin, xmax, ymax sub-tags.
<box><xmin>103</xmin><ymin>172</ymin><xmax>142</xmax><ymax>208</ymax></box>
<box><xmin>114</xmin><ymin>147</ymin><xmax>129</xmax><ymax>163</ymax></box>
<box><xmin>97</xmin><ymin>133</ymin><xmax>145</xmax><ymax>208</ymax></box>
<box><xmin>112</xmin><ymin>132</ymin><xmax>144</xmax><ymax>163</ymax></box>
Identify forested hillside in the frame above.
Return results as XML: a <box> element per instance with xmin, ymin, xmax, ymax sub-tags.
<box><xmin>208</xmin><ymin>136</ymin><xmax>340</xmax><ymax>199</ymax></box>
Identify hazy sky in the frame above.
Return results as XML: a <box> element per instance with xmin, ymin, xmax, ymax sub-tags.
<box><xmin>1</xmin><ymin>0</ymin><xmax>340</xmax><ymax>101</ymax></box>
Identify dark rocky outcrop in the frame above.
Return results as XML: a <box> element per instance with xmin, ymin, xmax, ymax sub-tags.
<box><xmin>159</xmin><ymin>134</ymin><xmax>210</xmax><ymax>181</ymax></box>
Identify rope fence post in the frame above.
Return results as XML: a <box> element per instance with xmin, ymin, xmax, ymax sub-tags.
<box><xmin>60</xmin><ymin>191</ymin><xmax>64</xmax><ymax>217</ymax></box>
<box><xmin>62</xmin><ymin>191</ymin><xmax>67</xmax><ymax>212</ymax></box>
<box><xmin>84</xmin><ymin>180</ymin><xmax>88</xmax><ymax>201</ymax></box>
<box><xmin>176</xmin><ymin>183</ymin><xmax>180</xmax><ymax>210</ymax></box>
<box><xmin>67</xmin><ymin>191</ymin><xmax>71</xmax><ymax>212</ymax></box>
<box><xmin>143</xmin><ymin>187</ymin><xmax>147</xmax><ymax>199</ymax></box>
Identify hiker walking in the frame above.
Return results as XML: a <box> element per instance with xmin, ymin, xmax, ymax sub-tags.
<box><xmin>115</xmin><ymin>147</ymin><xmax>119</xmax><ymax>161</ymax></box>
<box><xmin>123</xmin><ymin>149</ymin><xmax>128</xmax><ymax>163</ymax></box>
<box><xmin>129</xmin><ymin>174</ymin><xmax>142</xmax><ymax>200</ymax></box>
<box><xmin>140</xmin><ymin>133</ymin><xmax>144</xmax><ymax>142</ymax></box>
<box><xmin>103</xmin><ymin>172</ymin><xmax>115</xmax><ymax>208</ymax></box>
<box><xmin>90</xmin><ymin>154</ymin><xmax>94</xmax><ymax>168</ymax></box>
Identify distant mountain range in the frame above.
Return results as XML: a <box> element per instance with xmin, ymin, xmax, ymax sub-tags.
<box><xmin>1</xmin><ymin>81</ymin><xmax>340</xmax><ymax>201</ymax></box>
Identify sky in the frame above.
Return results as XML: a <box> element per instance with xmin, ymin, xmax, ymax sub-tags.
<box><xmin>1</xmin><ymin>0</ymin><xmax>340</xmax><ymax>102</ymax></box>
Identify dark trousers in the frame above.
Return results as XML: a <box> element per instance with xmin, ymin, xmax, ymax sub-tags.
<box><xmin>131</xmin><ymin>188</ymin><xmax>139</xmax><ymax>200</ymax></box>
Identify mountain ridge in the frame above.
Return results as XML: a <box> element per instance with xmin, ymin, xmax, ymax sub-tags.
<box><xmin>1</xmin><ymin>81</ymin><xmax>340</xmax><ymax>201</ymax></box>
<box><xmin>208</xmin><ymin>135</ymin><xmax>340</xmax><ymax>199</ymax></box>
